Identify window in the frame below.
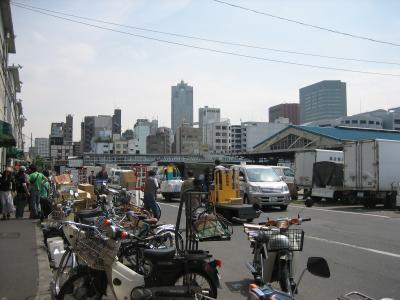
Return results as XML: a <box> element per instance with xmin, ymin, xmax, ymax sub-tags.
<box><xmin>345</xmin><ymin>120</ymin><xmax>350</xmax><ymax>124</ymax></box>
<box><xmin>360</xmin><ymin>120</ymin><xmax>366</xmax><ymax>124</ymax></box>
<box><xmin>394</xmin><ymin>119</ymin><xmax>400</xmax><ymax>125</ymax></box>
<box><xmin>216</xmin><ymin>132</ymin><xmax>220</xmax><ymax>136</ymax></box>
<box><xmin>376</xmin><ymin>121</ymin><xmax>380</xmax><ymax>125</ymax></box>
<box><xmin>222</xmin><ymin>139</ymin><xmax>227</xmax><ymax>143</ymax></box>
<box><xmin>222</xmin><ymin>133</ymin><xmax>227</xmax><ymax>136</ymax></box>
<box><xmin>351</xmin><ymin>120</ymin><xmax>358</xmax><ymax>124</ymax></box>
<box><xmin>216</xmin><ymin>139</ymin><xmax>221</xmax><ymax>143</ymax></box>
<box><xmin>216</xmin><ymin>126</ymin><xmax>221</xmax><ymax>129</ymax></box>
<box><xmin>222</xmin><ymin>126</ymin><xmax>227</xmax><ymax>130</ymax></box>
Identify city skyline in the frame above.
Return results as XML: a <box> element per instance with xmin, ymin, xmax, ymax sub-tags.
<box><xmin>10</xmin><ymin>1</ymin><xmax>400</xmax><ymax>144</ymax></box>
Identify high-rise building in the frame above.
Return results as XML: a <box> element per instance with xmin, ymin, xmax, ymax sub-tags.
<box><xmin>34</xmin><ymin>138</ymin><xmax>49</xmax><ymax>158</ymax></box>
<box><xmin>73</xmin><ymin>141</ymin><xmax>82</xmax><ymax>156</ymax></box>
<box><xmin>49</xmin><ymin>122</ymin><xmax>64</xmax><ymax>146</ymax></box>
<box><xmin>112</xmin><ymin>109</ymin><xmax>121</xmax><ymax>135</ymax></box>
<box><xmin>171</xmin><ymin>80</ymin><xmax>193</xmax><ymax>132</ymax></box>
<box><xmin>82</xmin><ymin>116</ymin><xmax>95</xmax><ymax>153</ymax></box>
<box><xmin>299</xmin><ymin>80</ymin><xmax>347</xmax><ymax>123</ymax></box>
<box><xmin>269</xmin><ymin>103</ymin><xmax>299</xmax><ymax>125</ymax></box>
<box><xmin>64</xmin><ymin>114</ymin><xmax>73</xmax><ymax>144</ymax></box>
<box><xmin>150</xmin><ymin>119</ymin><xmax>158</xmax><ymax>135</ymax></box>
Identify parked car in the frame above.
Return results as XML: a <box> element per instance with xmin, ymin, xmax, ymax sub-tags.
<box><xmin>271</xmin><ymin>166</ymin><xmax>298</xmax><ymax>200</ymax></box>
<box><xmin>233</xmin><ymin>165</ymin><xmax>291</xmax><ymax>210</ymax></box>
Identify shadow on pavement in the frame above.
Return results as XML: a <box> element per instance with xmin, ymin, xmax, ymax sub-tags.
<box><xmin>224</xmin><ymin>279</ymin><xmax>253</xmax><ymax>297</ymax></box>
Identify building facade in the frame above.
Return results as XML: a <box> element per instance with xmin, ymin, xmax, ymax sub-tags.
<box><xmin>34</xmin><ymin>138</ymin><xmax>49</xmax><ymax>158</ymax></box>
<box><xmin>299</xmin><ymin>80</ymin><xmax>347</xmax><ymax>124</ymax></box>
<box><xmin>133</xmin><ymin>119</ymin><xmax>152</xmax><ymax>154</ymax></box>
<box><xmin>82</xmin><ymin>116</ymin><xmax>95</xmax><ymax>153</ymax></box>
<box><xmin>230</xmin><ymin>125</ymin><xmax>242</xmax><ymax>154</ymax></box>
<box><xmin>173</xmin><ymin>123</ymin><xmax>202</xmax><ymax>155</ymax></box>
<box><xmin>0</xmin><ymin>2</ymin><xmax>25</xmax><ymax>169</ymax></box>
<box><xmin>114</xmin><ymin>140</ymin><xmax>128</xmax><ymax>155</ymax></box>
<box><xmin>146</xmin><ymin>127</ymin><xmax>171</xmax><ymax>154</ymax></box>
<box><xmin>112</xmin><ymin>109</ymin><xmax>121</xmax><ymax>135</ymax></box>
<box><xmin>64</xmin><ymin>114</ymin><xmax>73</xmax><ymax>144</ymax></box>
<box><xmin>199</xmin><ymin>106</ymin><xmax>220</xmax><ymax>130</ymax></box>
<box><xmin>204</xmin><ymin>120</ymin><xmax>231</xmax><ymax>154</ymax></box>
<box><xmin>241</xmin><ymin>121</ymin><xmax>289</xmax><ymax>153</ymax></box>
<box><xmin>171</xmin><ymin>80</ymin><xmax>193</xmax><ymax>133</ymax></box>
<box><xmin>269</xmin><ymin>103</ymin><xmax>299</xmax><ymax>125</ymax></box>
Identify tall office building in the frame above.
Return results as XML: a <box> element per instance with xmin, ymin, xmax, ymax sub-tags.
<box><xmin>269</xmin><ymin>103</ymin><xmax>299</xmax><ymax>125</ymax></box>
<box><xmin>112</xmin><ymin>109</ymin><xmax>121</xmax><ymax>135</ymax></box>
<box><xmin>64</xmin><ymin>114</ymin><xmax>73</xmax><ymax>145</ymax></box>
<box><xmin>82</xmin><ymin>116</ymin><xmax>95</xmax><ymax>153</ymax></box>
<box><xmin>171</xmin><ymin>80</ymin><xmax>193</xmax><ymax>133</ymax></box>
<box><xmin>34</xmin><ymin>138</ymin><xmax>49</xmax><ymax>158</ymax></box>
<box><xmin>299</xmin><ymin>80</ymin><xmax>347</xmax><ymax>123</ymax></box>
<box><xmin>199</xmin><ymin>106</ymin><xmax>220</xmax><ymax>129</ymax></box>
<box><xmin>49</xmin><ymin>122</ymin><xmax>64</xmax><ymax>146</ymax></box>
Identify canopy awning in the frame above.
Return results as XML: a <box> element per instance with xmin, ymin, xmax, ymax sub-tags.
<box><xmin>0</xmin><ymin>120</ymin><xmax>16</xmax><ymax>147</ymax></box>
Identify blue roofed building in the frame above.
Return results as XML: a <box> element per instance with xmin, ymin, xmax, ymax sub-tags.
<box><xmin>246</xmin><ymin>125</ymin><xmax>400</xmax><ymax>162</ymax></box>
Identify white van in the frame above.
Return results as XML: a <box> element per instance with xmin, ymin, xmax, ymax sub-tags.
<box><xmin>234</xmin><ymin>165</ymin><xmax>291</xmax><ymax>210</ymax></box>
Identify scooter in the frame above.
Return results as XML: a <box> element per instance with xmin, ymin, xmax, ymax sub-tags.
<box><xmin>244</xmin><ymin>214</ymin><xmax>311</xmax><ymax>295</ymax></box>
<box><xmin>248</xmin><ymin>256</ymin><xmax>330</xmax><ymax>300</ymax></box>
<box><xmin>57</xmin><ymin>221</ymin><xmax>220</xmax><ymax>299</ymax></box>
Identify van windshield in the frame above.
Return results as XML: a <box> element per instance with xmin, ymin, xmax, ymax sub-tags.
<box><xmin>246</xmin><ymin>168</ymin><xmax>279</xmax><ymax>182</ymax></box>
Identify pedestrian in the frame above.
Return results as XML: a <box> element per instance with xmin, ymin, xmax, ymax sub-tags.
<box><xmin>39</xmin><ymin>170</ymin><xmax>51</xmax><ymax>220</ymax></box>
<box><xmin>28</xmin><ymin>165</ymin><xmax>47</xmax><ymax>219</ymax></box>
<box><xmin>96</xmin><ymin>165</ymin><xmax>109</xmax><ymax>180</ymax></box>
<box><xmin>143</xmin><ymin>170</ymin><xmax>161</xmax><ymax>219</ymax></box>
<box><xmin>14</xmin><ymin>166</ymin><xmax>30</xmax><ymax>219</ymax></box>
<box><xmin>88</xmin><ymin>170</ymin><xmax>96</xmax><ymax>185</ymax></box>
<box><xmin>181</xmin><ymin>170</ymin><xmax>201</xmax><ymax>210</ymax></box>
<box><xmin>0</xmin><ymin>167</ymin><xmax>16</xmax><ymax>220</ymax></box>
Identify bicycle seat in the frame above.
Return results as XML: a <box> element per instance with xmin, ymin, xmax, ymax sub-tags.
<box><xmin>143</xmin><ymin>247</ymin><xmax>176</xmax><ymax>261</ymax></box>
<box><xmin>75</xmin><ymin>207</ymin><xmax>103</xmax><ymax>221</ymax></box>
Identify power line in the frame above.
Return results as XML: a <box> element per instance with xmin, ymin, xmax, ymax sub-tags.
<box><xmin>11</xmin><ymin>1</ymin><xmax>400</xmax><ymax>66</ymax></box>
<box><xmin>11</xmin><ymin>3</ymin><xmax>400</xmax><ymax>77</ymax></box>
<box><xmin>212</xmin><ymin>0</ymin><xmax>400</xmax><ymax>47</ymax></box>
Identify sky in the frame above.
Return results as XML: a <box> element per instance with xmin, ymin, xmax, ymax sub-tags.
<box><xmin>9</xmin><ymin>0</ymin><xmax>400</xmax><ymax>147</ymax></box>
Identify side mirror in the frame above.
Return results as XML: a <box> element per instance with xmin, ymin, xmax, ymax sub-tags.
<box><xmin>239</xmin><ymin>176</ymin><xmax>245</xmax><ymax>182</ymax></box>
<box><xmin>307</xmin><ymin>257</ymin><xmax>330</xmax><ymax>278</ymax></box>
<box><xmin>305</xmin><ymin>198</ymin><xmax>314</xmax><ymax>207</ymax></box>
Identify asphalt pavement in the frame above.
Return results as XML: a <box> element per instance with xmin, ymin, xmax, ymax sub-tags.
<box><xmin>157</xmin><ymin>199</ymin><xmax>400</xmax><ymax>300</ymax></box>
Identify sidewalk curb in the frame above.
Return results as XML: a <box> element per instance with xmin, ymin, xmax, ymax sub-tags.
<box><xmin>34</xmin><ymin>221</ymin><xmax>53</xmax><ymax>300</ymax></box>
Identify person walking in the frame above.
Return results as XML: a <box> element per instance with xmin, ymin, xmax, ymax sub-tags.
<box><xmin>28</xmin><ymin>165</ymin><xmax>47</xmax><ymax>219</ymax></box>
<box><xmin>14</xmin><ymin>166</ymin><xmax>30</xmax><ymax>219</ymax></box>
<box><xmin>0</xmin><ymin>167</ymin><xmax>16</xmax><ymax>220</ymax></box>
<box><xmin>88</xmin><ymin>170</ymin><xmax>96</xmax><ymax>185</ymax></box>
<box><xmin>143</xmin><ymin>170</ymin><xmax>161</xmax><ymax>219</ymax></box>
<box><xmin>39</xmin><ymin>170</ymin><xmax>51</xmax><ymax>220</ymax></box>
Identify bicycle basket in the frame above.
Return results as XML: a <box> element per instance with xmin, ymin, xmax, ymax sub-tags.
<box><xmin>263</xmin><ymin>228</ymin><xmax>304</xmax><ymax>252</ymax></box>
<box><xmin>192</xmin><ymin>212</ymin><xmax>232</xmax><ymax>242</ymax></box>
<box><xmin>73</xmin><ymin>229</ymin><xmax>119</xmax><ymax>271</ymax></box>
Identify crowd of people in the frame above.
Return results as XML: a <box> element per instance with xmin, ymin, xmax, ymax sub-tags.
<box><xmin>0</xmin><ymin>164</ymin><xmax>52</xmax><ymax>221</ymax></box>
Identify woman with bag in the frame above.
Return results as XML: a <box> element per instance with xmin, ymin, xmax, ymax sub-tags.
<box><xmin>0</xmin><ymin>167</ymin><xmax>16</xmax><ymax>220</ymax></box>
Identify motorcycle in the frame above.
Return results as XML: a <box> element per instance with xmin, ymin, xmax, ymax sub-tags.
<box><xmin>57</xmin><ymin>221</ymin><xmax>220</xmax><ymax>299</ymax></box>
<box><xmin>248</xmin><ymin>256</ymin><xmax>330</xmax><ymax>299</ymax></box>
<box><xmin>244</xmin><ymin>214</ymin><xmax>311</xmax><ymax>295</ymax></box>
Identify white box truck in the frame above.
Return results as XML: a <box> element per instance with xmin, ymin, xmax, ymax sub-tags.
<box><xmin>295</xmin><ymin>149</ymin><xmax>343</xmax><ymax>198</ymax></box>
<box><xmin>343</xmin><ymin>139</ymin><xmax>400</xmax><ymax>208</ymax></box>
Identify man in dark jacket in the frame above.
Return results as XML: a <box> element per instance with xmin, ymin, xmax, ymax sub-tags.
<box><xmin>14</xmin><ymin>166</ymin><xmax>29</xmax><ymax>219</ymax></box>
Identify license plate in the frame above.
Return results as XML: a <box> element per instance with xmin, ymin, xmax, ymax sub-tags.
<box><xmin>270</xmin><ymin>197</ymin><xmax>277</xmax><ymax>202</ymax></box>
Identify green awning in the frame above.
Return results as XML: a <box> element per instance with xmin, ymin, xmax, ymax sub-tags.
<box><xmin>0</xmin><ymin>120</ymin><xmax>16</xmax><ymax>147</ymax></box>
<box><xmin>6</xmin><ymin>147</ymin><xmax>24</xmax><ymax>159</ymax></box>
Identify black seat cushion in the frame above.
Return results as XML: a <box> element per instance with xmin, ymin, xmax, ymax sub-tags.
<box><xmin>143</xmin><ymin>247</ymin><xmax>176</xmax><ymax>261</ymax></box>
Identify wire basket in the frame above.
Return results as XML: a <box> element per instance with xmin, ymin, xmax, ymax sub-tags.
<box><xmin>252</xmin><ymin>229</ymin><xmax>304</xmax><ymax>252</ymax></box>
<box><xmin>73</xmin><ymin>229</ymin><xmax>119</xmax><ymax>271</ymax></box>
<box><xmin>48</xmin><ymin>209</ymin><xmax>66</xmax><ymax>221</ymax></box>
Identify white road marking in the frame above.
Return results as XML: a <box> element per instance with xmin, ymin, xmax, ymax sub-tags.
<box><xmin>291</xmin><ymin>205</ymin><xmax>390</xmax><ymax>219</ymax></box>
<box><xmin>307</xmin><ymin>235</ymin><xmax>400</xmax><ymax>259</ymax></box>
<box><xmin>158</xmin><ymin>202</ymin><xmax>179</xmax><ymax>208</ymax></box>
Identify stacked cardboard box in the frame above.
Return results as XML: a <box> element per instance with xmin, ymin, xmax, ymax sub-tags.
<box><xmin>120</xmin><ymin>171</ymin><xmax>137</xmax><ymax>190</ymax></box>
